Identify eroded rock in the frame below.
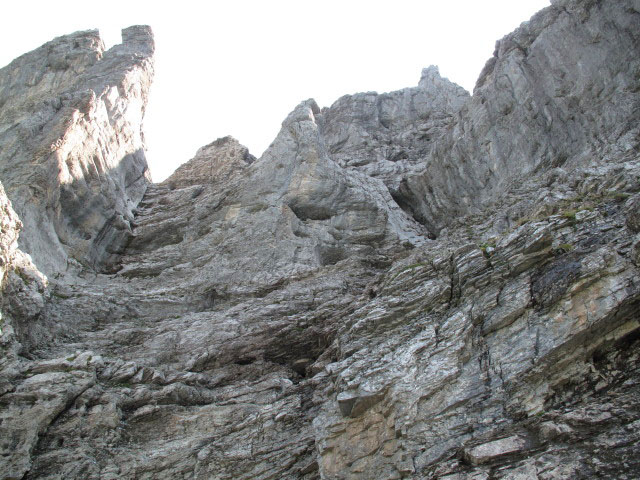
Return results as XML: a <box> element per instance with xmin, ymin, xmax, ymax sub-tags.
<box><xmin>0</xmin><ymin>26</ymin><xmax>154</xmax><ymax>275</ymax></box>
<box><xmin>0</xmin><ymin>1</ymin><xmax>639</xmax><ymax>478</ymax></box>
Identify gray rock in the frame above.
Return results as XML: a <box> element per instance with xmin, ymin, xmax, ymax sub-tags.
<box><xmin>1</xmin><ymin>0</ymin><xmax>640</xmax><ymax>479</ymax></box>
<box><xmin>320</xmin><ymin>0</ymin><xmax>640</xmax><ymax>238</ymax></box>
<box><xmin>626</xmin><ymin>194</ymin><xmax>640</xmax><ymax>233</ymax></box>
<box><xmin>538</xmin><ymin>421</ymin><xmax>574</xmax><ymax>441</ymax></box>
<box><xmin>0</xmin><ymin>26</ymin><xmax>154</xmax><ymax>276</ymax></box>
<box><xmin>463</xmin><ymin>435</ymin><xmax>528</xmax><ymax>465</ymax></box>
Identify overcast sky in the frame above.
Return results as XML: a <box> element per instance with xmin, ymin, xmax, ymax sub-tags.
<box><xmin>1</xmin><ymin>0</ymin><xmax>550</xmax><ymax>181</ymax></box>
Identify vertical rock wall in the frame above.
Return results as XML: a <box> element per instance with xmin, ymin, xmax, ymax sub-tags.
<box><xmin>320</xmin><ymin>0</ymin><xmax>640</xmax><ymax>237</ymax></box>
<box><xmin>0</xmin><ymin>26</ymin><xmax>154</xmax><ymax>276</ymax></box>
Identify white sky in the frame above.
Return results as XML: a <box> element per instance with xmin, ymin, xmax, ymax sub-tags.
<box><xmin>1</xmin><ymin>0</ymin><xmax>549</xmax><ymax>181</ymax></box>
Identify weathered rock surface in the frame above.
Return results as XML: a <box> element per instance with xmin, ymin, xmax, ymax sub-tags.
<box><xmin>320</xmin><ymin>0</ymin><xmax>640</xmax><ymax>239</ymax></box>
<box><xmin>0</xmin><ymin>181</ymin><xmax>51</xmax><ymax>479</ymax></box>
<box><xmin>1</xmin><ymin>0</ymin><xmax>639</xmax><ymax>479</ymax></box>
<box><xmin>0</xmin><ymin>26</ymin><xmax>154</xmax><ymax>276</ymax></box>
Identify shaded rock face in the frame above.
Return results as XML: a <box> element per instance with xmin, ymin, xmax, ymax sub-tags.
<box><xmin>0</xmin><ymin>1</ymin><xmax>639</xmax><ymax>479</ymax></box>
<box><xmin>0</xmin><ymin>25</ymin><xmax>154</xmax><ymax>276</ymax></box>
<box><xmin>0</xmin><ymin>182</ymin><xmax>50</xmax><ymax>479</ymax></box>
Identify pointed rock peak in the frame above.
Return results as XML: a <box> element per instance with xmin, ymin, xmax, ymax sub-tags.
<box><xmin>419</xmin><ymin>65</ymin><xmax>441</xmax><ymax>85</ymax></box>
<box><xmin>163</xmin><ymin>136</ymin><xmax>254</xmax><ymax>188</ymax></box>
<box><xmin>65</xmin><ymin>29</ymin><xmax>105</xmax><ymax>55</ymax></box>
<box><xmin>0</xmin><ymin>29</ymin><xmax>105</xmax><ymax>72</ymax></box>
<box><xmin>53</xmin><ymin>28</ymin><xmax>104</xmax><ymax>48</ymax></box>
<box><xmin>120</xmin><ymin>25</ymin><xmax>154</xmax><ymax>55</ymax></box>
<box><xmin>418</xmin><ymin>64</ymin><xmax>470</xmax><ymax>99</ymax></box>
<box><xmin>205</xmin><ymin>135</ymin><xmax>242</xmax><ymax>148</ymax></box>
<box><xmin>194</xmin><ymin>135</ymin><xmax>252</xmax><ymax>158</ymax></box>
<box><xmin>282</xmin><ymin>99</ymin><xmax>321</xmax><ymax>127</ymax></box>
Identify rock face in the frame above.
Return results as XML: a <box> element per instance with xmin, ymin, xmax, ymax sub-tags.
<box><xmin>0</xmin><ymin>26</ymin><xmax>154</xmax><ymax>276</ymax></box>
<box><xmin>1</xmin><ymin>1</ymin><xmax>639</xmax><ymax>479</ymax></box>
<box><xmin>320</xmin><ymin>0</ymin><xmax>640</xmax><ymax>239</ymax></box>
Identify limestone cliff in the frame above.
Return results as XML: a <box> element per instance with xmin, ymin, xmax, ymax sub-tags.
<box><xmin>0</xmin><ymin>1</ymin><xmax>639</xmax><ymax>479</ymax></box>
<box><xmin>0</xmin><ymin>26</ymin><xmax>154</xmax><ymax>277</ymax></box>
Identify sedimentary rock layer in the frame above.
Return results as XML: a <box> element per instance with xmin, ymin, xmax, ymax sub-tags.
<box><xmin>0</xmin><ymin>26</ymin><xmax>154</xmax><ymax>276</ymax></box>
<box><xmin>0</xmin><ymin>0</ymin><xmax>639</xmax><ymax>478</ymax></box>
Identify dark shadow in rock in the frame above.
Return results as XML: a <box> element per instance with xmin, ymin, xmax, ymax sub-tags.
<box><xmin>390</xmin><ymin>183</ymin><xmax>438</xmax><ymax>240</ymax></box>
<box><xmin>531</xmin><ymin>256</ymin><xmax>581</xmax><ymax>311</ymax></box>
<box><xmin>315</xmin><ymin>244</ymin><xmax>346</xmax><ymax>266</ymax></box>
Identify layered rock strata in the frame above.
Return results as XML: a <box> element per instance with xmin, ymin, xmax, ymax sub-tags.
<box><xmin>0</xmin><ymin>25</ymin><xmax>154</xmax><ymax>276</ymax></box>
<box><xmin>0</xmin><ymin>1</ymin><xmax>639</xmax><ymax>479</ymax></box>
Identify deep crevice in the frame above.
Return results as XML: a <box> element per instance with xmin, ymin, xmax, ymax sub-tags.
<box><xmin>389</xmin><ymin>185</ymin><xmax>438</xmax><ymax>240</ymax></box>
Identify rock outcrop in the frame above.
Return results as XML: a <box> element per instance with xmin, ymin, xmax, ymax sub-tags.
<box><xmin>1</xmin><ymin>1</ymin><xmax>639</xmax><ymax>479</ymax></box>
<box><xmin>320</xmin><ymin>0</ymin><xmax>640</xmax><ymax>238</ymax></box>
<box><xmin>0</xmin><ymin>26</ymin><xmax>154</xmax><ymax>276</ymax></box>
